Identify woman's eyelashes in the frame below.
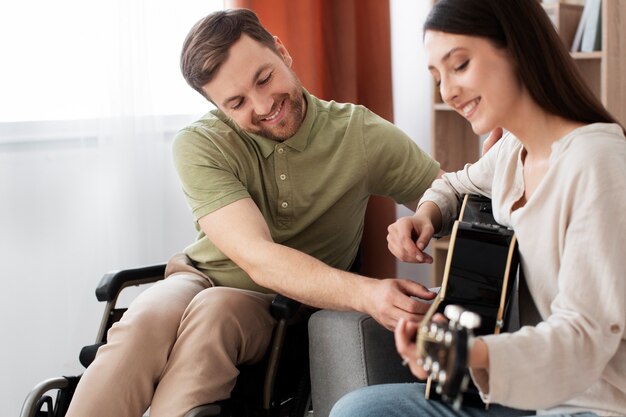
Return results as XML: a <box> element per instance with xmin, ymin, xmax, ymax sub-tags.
<box><xmin>454</xmin><ymin>59</ymin><xmax>469</xmax><ymax>72</ymax></box>
<box><xmin>432</xmin><ymin>59</ymin><xmax>470</xmax><ymax>87</ymax></box>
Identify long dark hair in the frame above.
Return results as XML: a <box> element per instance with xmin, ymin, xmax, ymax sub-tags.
<box><xmin>424</xmin><ymin>0</ymin><xmax>624</xmax><ymax>133</ymax></box>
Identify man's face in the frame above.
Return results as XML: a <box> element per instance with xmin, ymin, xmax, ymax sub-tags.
<box><xmin>202</xmin><ymin>35</ymin><xmax>306</xmax><ymax>142</ymax></box>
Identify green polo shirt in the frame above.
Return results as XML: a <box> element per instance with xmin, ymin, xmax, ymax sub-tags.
<box><xmin>172</xmin><ymin>90</ymin><xmax>439</xmax><ymax>292</ymax></box>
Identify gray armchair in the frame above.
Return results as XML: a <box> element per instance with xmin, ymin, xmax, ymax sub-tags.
<box><xmin>308</xmin><ymin>310</ymin><xmax>417</xmax><ymax>417</ymax></box>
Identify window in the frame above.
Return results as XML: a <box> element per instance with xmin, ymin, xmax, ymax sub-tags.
<box><xmin>0</xmin><ymin>0</ymin><xmax>223</xmax><ymax>124</ymax></box>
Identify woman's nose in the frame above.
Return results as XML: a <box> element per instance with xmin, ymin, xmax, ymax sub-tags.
<box><xmin>439</xmin><ymin>77</ymin><xmax>459</xmax><ymax>106</ymax></box>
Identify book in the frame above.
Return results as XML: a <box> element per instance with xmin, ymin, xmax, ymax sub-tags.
<box><xmin>580</xmin><ymin>0</ymin><xmax>602</xmax><ymax>52</ymax></box>
<box><xmin>571</xmin><ymin>0</ymin><xmax>591</xmax><ymax>52</ymax></box>
<box><xmin>543</xmin><ymin>3</ymin><xmax>584</xmax><ymax>50</ymax></box>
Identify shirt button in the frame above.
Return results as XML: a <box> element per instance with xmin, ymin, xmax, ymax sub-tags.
<box><xmin>277</xmin><ymin>147</ymin><xmax>285</xmax><ymax>154</ymax></box>
<box><xmin>281</xmin><ymin>201</ymin><xmax>289</xmax><ymax>208</ymax></box>
<box><xmin>279</xmin><ymin>174</ymin><xmax>287</xmax><ymax>180</ymax></box>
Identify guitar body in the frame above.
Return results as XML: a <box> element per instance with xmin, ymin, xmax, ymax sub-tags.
<box><xmin>422</xmin><ymin>195</ymin><xmax>519</xmax><ymax>407</ymax></box>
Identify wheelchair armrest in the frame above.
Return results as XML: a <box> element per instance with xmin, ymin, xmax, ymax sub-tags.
<box><xmin>270</xmin><ymin>294</ymin><xmax>301</xmax><ymax>320</ymax></box>
<box><xmin>95</xmin><ymin>264</ymin><xmax>167</xmax><ymax>302</ymax></box>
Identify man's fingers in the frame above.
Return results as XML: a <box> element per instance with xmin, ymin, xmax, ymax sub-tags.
<box><xmin>399</xmin><ymin>279</ymin><xmax>437</xmax><ymax>299</ymax></box>
<box><xmin>394</xmin><ymin>298</ymin><xmax>432</xmax><ymax>317</ymax></box>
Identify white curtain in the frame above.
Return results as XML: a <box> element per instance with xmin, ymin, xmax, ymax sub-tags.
<box><xmin>0</xmin><ymin>1</ymin><xmax>222</xmax><ymax>415</ymax></box>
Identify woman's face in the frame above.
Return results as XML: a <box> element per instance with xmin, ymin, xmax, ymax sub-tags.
<box><xmin>425</xmin><ymin>30</ymin><xmax>524</xmax><ymax>135</ymax></box>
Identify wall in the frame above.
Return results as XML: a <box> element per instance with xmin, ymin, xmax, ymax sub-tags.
<box><xmin>389</xmin><ymin>0</ymin><xmax>434</xmax><ymax>286</ymax></box>
<box><xmin>1</xmin><ymin>119</ymin><xmax>199</xmax><ymax>417</ymax></box>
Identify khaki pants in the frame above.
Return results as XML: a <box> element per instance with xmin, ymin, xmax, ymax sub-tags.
<box><xmin>66</xmin><ymin>268</ymin><xmax>276</xmax><ymax>417</ymax></box>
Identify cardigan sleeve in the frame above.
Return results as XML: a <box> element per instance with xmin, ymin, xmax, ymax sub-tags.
<box><xmin>418</xmin><ymin>133</ymin><xmax>511</xmax><ymax>235</ymax></box>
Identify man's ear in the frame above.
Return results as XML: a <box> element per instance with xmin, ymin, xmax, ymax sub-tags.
<box><xmin>273</xmin><ymin>36</ymin><xmax>293</xmax><ymax>67</ymax></box>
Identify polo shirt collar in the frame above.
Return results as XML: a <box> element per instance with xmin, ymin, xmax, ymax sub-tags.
<box><xmin>245</xmin><ymin>89</ymin><xmax>317</xmax><ymax>158</ymax></box>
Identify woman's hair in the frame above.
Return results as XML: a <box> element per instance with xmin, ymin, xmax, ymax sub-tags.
<box><xmin>424</xmin><ymin>0</ymin><xmax>624</xmax><ymax>131</ymax></box>
<box><xmin>180</xmin><ymin>8</ymin><xmax>277</xmax><ymax>99</ymax></box>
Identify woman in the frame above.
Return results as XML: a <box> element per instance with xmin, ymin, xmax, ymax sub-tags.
<box><xmin>330</xmin><ymin>0</ymin><xmax>626</xmax><ymax>416</ymax></box>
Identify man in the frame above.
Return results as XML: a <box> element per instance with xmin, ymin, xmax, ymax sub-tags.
<box><xmin>66</xmin><ymin>8</ymin><xmax>441</xmax><ymax>417</ymax></box>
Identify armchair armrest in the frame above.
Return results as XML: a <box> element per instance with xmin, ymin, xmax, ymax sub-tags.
<box><xmin>308</xmin><ymin>310</ymin><xmax>416</xmax><ymax>417</ymax></box>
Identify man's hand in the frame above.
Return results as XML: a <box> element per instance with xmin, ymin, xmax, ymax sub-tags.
<box><xmin>362</xmin><ymin>278</ymin><xmax>436</xmax><ymax>331</ymax></box>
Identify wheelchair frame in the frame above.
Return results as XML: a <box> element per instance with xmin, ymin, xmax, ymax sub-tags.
<box><xmin>20</xmin><ymin>264</ymin><xmax>311</xmax><ymax>417</ymax></box>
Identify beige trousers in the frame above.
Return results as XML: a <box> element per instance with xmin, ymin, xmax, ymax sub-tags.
<box><xmin>66</xmin><ymin>272</ymin><xmax>276</xmax><ymax>417</ymax></box>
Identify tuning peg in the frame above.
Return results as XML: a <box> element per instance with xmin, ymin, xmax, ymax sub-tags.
<box><xmin>435</xmin><ymin>327</ymin><xmax>446</xmax><ymax>342</ymax></box>
<box><xmin>443</xmin><ymin>304</ymin><xmax>463</xmax><ymax>323</ymax></box>
<box><xmin>437</xmin><ymin>369</ymin><xmax>447</xmax><ymax>384</ymax></box>
<box><xmin>431</xmin><ymin>360</ymin><xmax>440</xmax><ymax>376</ymax></box>
<box><xmin>423</xmin><ymin>356</ymin><xmax>432</xmax><ymax>372</ymax></box>
<box><xmin>452</xmin><ymin>395</ymin><xmax>462</xmax><ymax>410</ymax></box>
<box><xmin>459</xmin><ymin>310</ymin><xmax>481</xmax><ymax>330</ymax></box>
<box><xmin>429</xmin><ymin>322</ymin><xmax>439</xmax><ymax>336</ymax></box>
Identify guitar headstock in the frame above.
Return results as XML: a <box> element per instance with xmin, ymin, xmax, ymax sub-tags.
<box><xmin>417</xmin><ymin>305</ymin><xmax>481</xmax><ymax>409</ymax></box>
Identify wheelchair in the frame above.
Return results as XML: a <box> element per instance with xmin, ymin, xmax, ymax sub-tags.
<box><xmin>20</xmin><ymin>264</ymin><xmax>312</xmax><ymax>417</ymax></box>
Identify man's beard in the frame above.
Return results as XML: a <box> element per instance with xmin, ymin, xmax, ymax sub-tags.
<box><xmin>250</xmin><ymin>83</ymin><xmax>305</xmax><ymax>142</ymax></box>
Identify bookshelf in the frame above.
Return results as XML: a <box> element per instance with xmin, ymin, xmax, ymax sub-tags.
<box><xmin>429</xmin><ymin>0</ymin><xmax>626</xmax><ymax>286</ymax></box>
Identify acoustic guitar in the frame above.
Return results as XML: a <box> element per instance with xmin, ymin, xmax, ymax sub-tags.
<box><xmin>417</xmin><ymin>194</ymin><xmax>520</xmax><ymax>408</ymax></box>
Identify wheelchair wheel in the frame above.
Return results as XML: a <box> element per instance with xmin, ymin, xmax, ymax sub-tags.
<box><xmin>20</xmin><ymin>376</ymin><xmax>79</xmax><ymax>417</ymax></box>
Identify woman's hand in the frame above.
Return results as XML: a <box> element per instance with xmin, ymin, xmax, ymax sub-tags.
<box><xmin>395</xmin><ymin>317</ymin><xmax>428</xmax><ymax>380</ymax></box>
<box><xmin>396</xmin><ymin>316</ymin><xmax>492</xmax><ymax>390</ymax></box>
<box><xmin>482</xmin><ymin>127</ymin><xmax>503</xmax><ymax>155</ymax></box>
<box><xmin>387</xmin><ymin>213</ymin><xmax>436</xmax><ymax>264</ymax></box>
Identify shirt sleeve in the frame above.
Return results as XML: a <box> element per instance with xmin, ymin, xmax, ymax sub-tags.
<box><xmin>172</xmin><ymin>127</ymin><xmax>250</xmax><ymax>222</ymax></box>
<box><xmin>361</xmin><ymin>109</ymin><xmax>440</xmax><ymax>204</ymax></box>
<box><xmin>475</xmin><ymin>140</ymin><xmax>626</xmax><ymax>410</ymax></box>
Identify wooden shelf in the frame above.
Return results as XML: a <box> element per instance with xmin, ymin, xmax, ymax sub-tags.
<box><xmin>433</xmin><ymin>103</ymin><xmax>454</xmax><ymax>111</ymax></box>
<box><xmin>571</xmin><ymin>51</ymin><xmax>603</xmax><ymax>60</ymax></box>
<box><xmin>543</xmin><ymin>2</ymin><xmax>583</xmax><ymax>49</ymax></box>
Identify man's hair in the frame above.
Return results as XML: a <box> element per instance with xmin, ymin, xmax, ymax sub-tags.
<box><xmin>424</xmin><ymin>0</ymin><xmax>623</xmax><ymax>131</ymax></box>
<box><xmin>180</xmin><ymin>8</ymin><xmax>278</xmax><ymax>100</ymax></box>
